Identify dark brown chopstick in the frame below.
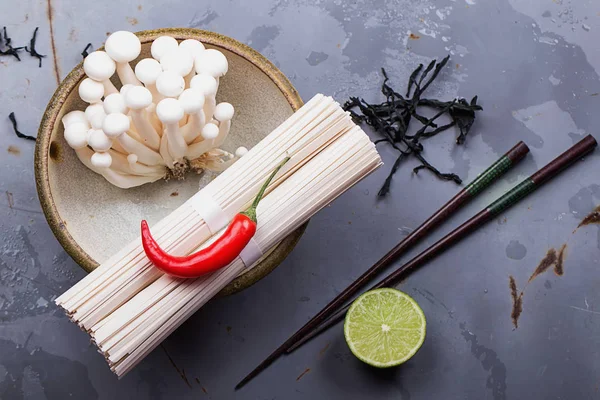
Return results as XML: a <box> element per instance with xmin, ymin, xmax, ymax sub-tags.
<box><xmin>285</xmin><ymin>134</ymin><xmax>598</xmax><ymax>353</ymax></box>
<box><xmin>235</xmin><ymin>141</ymin><xmax>531</xmax><ymax>389</ymax></box>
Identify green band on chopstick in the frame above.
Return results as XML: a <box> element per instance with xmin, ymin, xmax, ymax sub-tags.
<box><xmin>464</xmin><ymin>156</ymin><xmax>513</xmax><ymax>197</ymax></box>
<box><xmin>487</xmin><ymin>178</ymin><xmax>536</xmax><ymax>216</ymax></box>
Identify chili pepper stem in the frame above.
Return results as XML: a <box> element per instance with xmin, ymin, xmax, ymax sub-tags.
<box><xmin>242</xmin><ymin>157</ymin><xmax>290</xmax><ymax>222</ymax></box>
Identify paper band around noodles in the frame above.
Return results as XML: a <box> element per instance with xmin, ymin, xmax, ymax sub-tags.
<box><xmin>189</xmin><ymin>193</ymin><xmax>230</xmax><ymax>235</ymax></box>
<box><xmin>238</xmin><ymin>238</ymin><xmax>263</xmax><ymax>268</ymax></box>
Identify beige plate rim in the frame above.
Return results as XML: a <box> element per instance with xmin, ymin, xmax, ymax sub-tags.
<box><xmin>34</xmin><ymin>28</ymin><xmax>307</xmax><ymax>296</ymax></box>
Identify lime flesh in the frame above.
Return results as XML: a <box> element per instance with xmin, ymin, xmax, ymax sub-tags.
<box><xmin>344</xmin><ymin>288</ymin><xmax>426</xmax><ymax>367</ymax></box>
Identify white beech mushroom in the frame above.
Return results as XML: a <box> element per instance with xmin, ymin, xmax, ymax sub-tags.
<box><xmin>78</xmin><ymin>78</ymin><xmax>105</xmax><ymax>104</ymax></box>
<box><xmin>235</xmin><ymin>146</ymin><xmax>249</xmax><ymax>158</ymax></box>
<box><xmin>135</xmin><ymin>58</ymin><xmax>163</xmax><ymax>103</ymax></box>
<box><xmin>178</xmin><ymin>88</ymin><xmax>206</xmax><ymax>144</ymax></box>
<box><xmin>64</xmin><ymin>122</ymin><xmax>90</xmax><ymax>149</ymax></box>
<box><xmin>85</xmin><ymin>104</ymin><xmax>107</xmax><ymax>130</ymax></box>
<box><xmin>151</xmin><ymin>36</ymin><xmax>178</xmax><ymax>62</ymax></box>
<box><xmin>185</xmin><ymin>122</ymin><xmax>219</xmax><ymax>159</ymax></box>
<box><xmin>156</xmin><ymin>70</ymin><xmax>185</xmax><ymax>98</ymax></box>
<box><xmin>103</xmin><ymin>93</ymin><xmax>129</xmax><ymax>115</ymax></box>
<box><xmin>83</xmin><ymin>51</ymin><xmax>118</xmax><ymax>95</ymax></box>
<box><xmin>190</xmin><ymin>74</ymin><xmax>218</xmax><ymax>122</ymax></box>
<box><xmin>91</xmin><ymin>151</ymin><xmax>113</xmax><ymax>169</ymax></box>
<box><xmin>105</xmin><ymin>31</ymin><xmax>142</xmax><ymax>86</ymax></box>
<box><xmin>194</xmin><ymin>48</ymin><xmax>228</xmax><ymax>90</ymax></box>
<box><xmin>88</xmin><ymin>129</ymin><xmax>113</xmax><ymax>153</ymax></box>
<box><xmin>179</xmin><ymin>39</ymin><xmax>205</xmax><ymax>58</ymax></box>
<box><xmin>123</xmin><ymin>86</ymin><xmax>161</xmax><ymax>150</ymax></box>
<box><xmin>212</xmin><ymin>102</ymin><xmax>234</xmax><ymax>147</ymax></box>
<box><xmin>62</xmin><ymin>111</ymin><xmax>88</xmax><ymax>128</ymax></box>
<box><xmin>156</xmin><ymin>98</ymin><xmax>187</xmax><ymax>162</ymax></box>
<box><xmin>102</xmin><ymin>112</ymin><xmax>163</xmax><ymax>166</ymax></box>
<box><xmin>160</xmin><ymin>47</ymin><xmax>194</xmax><ymax>76</ymax></box>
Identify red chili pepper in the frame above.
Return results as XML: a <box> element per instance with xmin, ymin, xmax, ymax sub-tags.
<box><xmin>141</xmin><ymin>158</ymin><xmax>288</xmax><ymax>278</ymax></box>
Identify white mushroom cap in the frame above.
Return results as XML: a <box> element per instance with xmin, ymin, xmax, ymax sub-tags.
<box><xmin>178</xmin><ymin>88</ymin><xmax>205</xmax><ymax>114</ymax></box>
<box><xmin>120</xmin><ymin>84</ymin><xmax>135</xmax><ymax>97</ymax></box>
<box><xmin>105</xmin><ymin>31</ymin><xmax>141</xmax><ymax>63</ymax></box>
<box><xmin>151</xmin><ymin>36</ymin><xmax>178</xmax><ymax>61</ymax></box>
<box><xmin>190</xmin><ymin>74</ymin><xmax>217</xmax><ymax>95</ymax></box>
<box><xmin>103</xmin><ymin>113</ymin><xmax>131</xmax><ymax>138</ymax></box>
<box><xmin>201</xmin><ymin>123</ymin><xmax>219</xmax><ymax>140</ymax></box>
<box><xmin>156</xmin><ymin>71</ymin><xmax>185</xmax><ymax>97</ymax></box>
<box><xmin>135</xmin><ymin>58</ymin><xmax>163</xmax><ymax>85</ymax></box>
<box><xmin>156</xmin><ymin>98</ymin><xmax>184</xmax><ymax>123</ymax></box>
<box><xmin>78</xmin><ymin>78</ymin><xmax>105</xmax><ymax>103</ymax></box>
<box><xmin>124</xmin><ymin>86</ymin><xmax>153</xmax><ymax>110</ymax></box>
<box><xmin>62</xmin><ymin>111</ymin><xmax>88</xmax><ymax>128</ymax></box>
<box><xmin>235</xmin><ymin>147</ymin><xmax>248</xmax><ymax>158</ymax></box>
<box><xmin>85</xmin><ymin>104</ymin><xmax>107</xmax><ymax>130</ymax></box>
<box><xmin>213</xmin><ymin>102</ymin><xmax>234</xmax><ymax>122</ymax></box>
<box><xmin>91</xmin><ymin>152</ymin><xmax>113</xmax><ymax>168</ymax></box>
<box><xmin>64</xmin><ymin>122</ymin><xmax>89</xmax><ymax>149</ymax></box>
<box><xmin>83</xmin><ymin>51</ymin><xmax>116</xmax><ymax>81</ymax></box>
<box><xmin>179</xmin><ymin>39</ymin><xmax>205</xmax><ymax>58</ymax></box>
<box><xmin>194</xmin><ymin>49</ymin><xmax>228</xmax><ymax>77</ymax></box>
<box><xmin>85</xmin><ymin>103</ymin><xmax>105</xmax><ymax>122</ymax></box>
<box><xmin>88</xmin><ymin>129</ymin><xmax>113</xmax><ymax>152</ymax></box>
<box><xmin>127</xmin><ymin>154</ymin><xmax>138</xmax><ymax>164</ymax></box>
<box><xmin>103</xmin><ymin>93</ymin><xmax>128</xmax><ymax>114</ymax></box>
<box><xmin>160</xmin><ymin>47</ymin><xmax>194</xmax><ymax>76</ymax></box>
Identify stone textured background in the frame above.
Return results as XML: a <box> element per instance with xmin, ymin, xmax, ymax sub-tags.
<box><xmin>1</xmin><ymin>0</ymin><xmax>600</xmax><ymax>398</ymax></box>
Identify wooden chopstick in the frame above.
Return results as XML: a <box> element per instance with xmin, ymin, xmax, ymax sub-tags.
<box><xmin>285</xmin><ymin>135</ymin><xmax>597</xmax><ymax>352</ymax></box>
<box><xmin>236</xmin><ymin>140</ymin><xmax>533</xmax><ymax>389</ymax></box>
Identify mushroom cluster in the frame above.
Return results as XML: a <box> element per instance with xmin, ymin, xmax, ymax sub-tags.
<box><xmin>62</xmin><ymin>31</ymin><xmax>247</xmax><ymax>189</ymax></box>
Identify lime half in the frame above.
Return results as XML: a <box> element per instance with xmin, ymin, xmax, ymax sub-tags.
<box><xmin>344</xmin><ymin>288</ymin><xmax>426</xmax><ymax>368</ymax></box>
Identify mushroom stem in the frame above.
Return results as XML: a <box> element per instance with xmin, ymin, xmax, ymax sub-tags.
<box><xmin>204</xmin><ymin>96</ymin><xmax>216</xmax><ymax>123</ymax></box>
<box><xmin>117</xmin><ymin>133</ymin><xmax>164</xmax><ymax>166</ymax></box>
<box><xmin>185</xmin><ymin>137</ymin><xmax>215</xmax><ymax>159</ymax></box>
<box><xmin>159</xmin><ymin>134</ymin><xmax>175</xmax><ymax>168</ymax></box>
<box><xmin>182</xmin><ymin>111</ymin><xmax>206</xmax><ymax>144</ymax></box>
<box><xmin>156</xmin><ymin>98</ymin><xmax>188</xmax><ymax>162</ymax></box>
<box><xmin>130</xmin><ymin>108</ymin><xmax>161</xmax><ymax>150</ymax></box>
<box><xmin>116</xmin><ymin>62</ymin><xmax>142</xmax><ymax>86</ymax></box>
<box><xmin>213</xmin><ymin>119</ymin><xmax>231</xmax><ymax>147</ymax></box>
<box><xmin>109</xmin><ymin>150</ymin><xmax>166</xmax><ymax>176</ymax></box>
<box><xmin>102</xmin><ymin>80</ymin><xmax>119</xmax><ymax>95</ymax></box>
<box><xmin>146</xmin><ymin>83</ymin><xmax>163</xmax><ymax>104</ymax></box>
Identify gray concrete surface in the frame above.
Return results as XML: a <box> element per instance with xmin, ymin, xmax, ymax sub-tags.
<box><xmin>2</xmin><ymin>0</ymin><xmax>600</xmax><ymax>398</ymax></box>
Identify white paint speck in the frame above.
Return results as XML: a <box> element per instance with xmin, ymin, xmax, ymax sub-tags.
<box><xmin>548</xmin><ymin>75</ymin><xmax>561</xmax><ymax>86</ymax></box>
<box><xmin>436</xmin><ymin>9</ymin><xmax>446</xmax><ymax>20</ymax></box>
<box><xmin>442</xmin><ymin>36</ymin><xmax>449</xmax><ymax>42</ymax></box>
<box><xmin>583</xmin><ymin>24</ymin><xmax>591</xmax><ymax>31</ymax></box>
<box><xmin>418</xmin><ymin>28</ymin><xmax>437</xmax><ymax>39</ymax></box>
<box><xmin>36</xmin><ymin>297</ymin><xmax>48</xmax><ymax>308</ymax></box>
<box><xmin>465</xmin><ymin>0</ymin><xmax>475</xmax><ymax>4</ymax></box>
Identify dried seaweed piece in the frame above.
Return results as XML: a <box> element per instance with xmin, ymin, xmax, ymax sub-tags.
<box><xmin>81</xmin><ymin>43</ymin><xmax>93</xmax><ymax>58</ymax></box>
<box><xmin>0</xmin><ymin>27</ymin><xmax>25</xmax><ymax>61</ymax></box>
<box><xmin>344</xmin><ymin>56</ymin><xmax>481</xmax><ymax>196</ymax></box>
<box><xmin>25</xmin><ymin>27</ymin><xmax>46</xmax><ymax>67</ymax></box>
<box><xmin>8</xmin><ymin>113</ymin><xmax>36</xmax><ymax>141</ymax></box>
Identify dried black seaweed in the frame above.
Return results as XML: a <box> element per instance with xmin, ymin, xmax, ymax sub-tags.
<box><xmin>0</xmin><ymin>27</ymin><xmax>25</xmax><ymax>61</ymax></box>
<box><xmin>8</xmin><ymin>113</ymin><xmax>36</xmax><ymax>141</ymax></box>
<box><xmin>343</xmin><ymin>55</ymin><xmax>482</xmax><ymax>196</ymax></box>
<box><xmin>81</xmin><ymin>43</ymin><xmax>93</xmax><ymax>58</ymax></box>
<box><xmin>25</xmin><ymin>27</ymin><xmax>45</xmax><ymax>67</ymax></box>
